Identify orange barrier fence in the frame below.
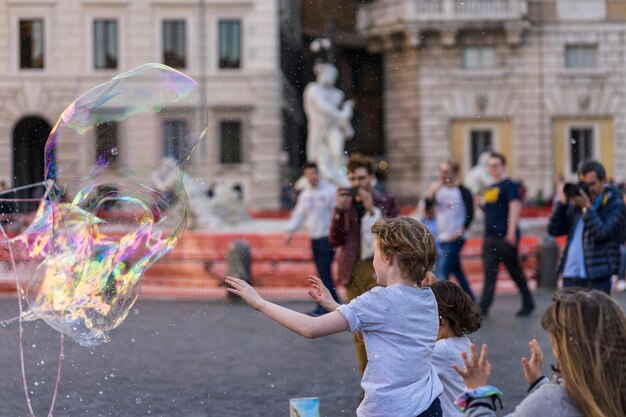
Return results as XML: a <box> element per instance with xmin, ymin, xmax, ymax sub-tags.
<box><xmin>140</xmin><ymin>233</ymin><xmax>566</xmax><ymax>299</ymax></box>
<box><xmin>0</xmin><ymin>231</ymin><xmax>566</xmax><ymax>300</ymax></box>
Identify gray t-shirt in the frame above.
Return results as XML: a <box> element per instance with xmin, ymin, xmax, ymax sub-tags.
<box><xmin>337</xmin><ymin>285</ymin><xmax>443</xmax><ymax>417</ymax></box>
<box><xmin>466</xmin><ymin>379</ymin><xmax>582</xmax><ymax>417</ymax></box>
<box><xmin>432</xmin><ymin>336</ymin><xmax>472</xmax><ymax>417</ymax></box>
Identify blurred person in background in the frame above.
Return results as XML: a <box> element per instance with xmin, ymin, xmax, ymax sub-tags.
<box><xmin>417</xmin><ymin>199</ymin><xmax>443</xmax><ymax>279</ymax></box>
<box><xmin>479</xmin><ymin>152</ymin><xmax>535</xmax><ymax>317</ymax></box>
<box><xmin>423</xmin><ymin>160</ymin><xmax>475</xmax><ymax>301</ymax></box>
<box><xmin>286</xmin><ymin>162</ymin><xmax>339</xmax><ymax>316</ymax></box>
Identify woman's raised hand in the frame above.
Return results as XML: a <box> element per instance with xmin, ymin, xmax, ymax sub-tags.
<box><xmin>521</xmin><ymin>339</ymin><xmax>544</xmax><ymax>384</ymax></box>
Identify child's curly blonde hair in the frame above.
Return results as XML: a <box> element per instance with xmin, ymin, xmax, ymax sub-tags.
<box><xmin>371</xmin><ymin>217</ymin><xmax>436</xmax><ymax>285</ymax></box>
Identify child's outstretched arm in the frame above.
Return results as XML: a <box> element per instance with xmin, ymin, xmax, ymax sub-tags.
<box><xmin>225</xmin><ymin>276</ymin><xmax>349</xmax><ymax>339</ymax></box>
<box><xmin>307</xmin><ymin>276</ymin><xmax>341</xmax><ymax>311</ymax></box>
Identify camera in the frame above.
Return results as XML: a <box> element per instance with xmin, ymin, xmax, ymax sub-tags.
<box><xmin>349</xmin><ymin>186</ymin><xmax>360</xmax><ymax>198</ymax></box>
<box><xmin>563</xmin><ymin>181</ymin><xmax>590</xmax><ymax>199</ymax></box>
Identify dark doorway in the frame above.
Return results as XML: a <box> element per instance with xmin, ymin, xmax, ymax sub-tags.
<box><xmin>12</xmin><ymin>116</ymin><xmax>50</xmax><ymax>200</ymax></box>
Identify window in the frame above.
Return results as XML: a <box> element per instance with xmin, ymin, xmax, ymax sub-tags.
<box><xmin>351</xmin><ymin>55</ymin><xmax>382</xmax><ymax>93</ymax></box>
<box><xmin>219</xmin><ymin>20</ymin><xmax>241</xmax><ymax>69</ymax></box>
<box><xmin>470</xmin><ymin>130</ymin><xmax>493</xmax><ymax>167</ymax></box>
<box><xmin>462</xmin><ymin>47</ymin><xmax>495</xmax><ymax>70</ymax></box>
<box><xmin>569</xmin><ymin>128</ymin><xmax>594</xmax><ymax>173</ymax></box>
<box><xmin>565</xmin><ymin>45</ymin><xmax>597</xmax><ymax>69</ymax></box>
<box><xmin>95</xmin><ymin>121</ymin><xmax>119</xmax><ymax>167</ymax></box>
<box><xmin>19</xmin><ymin>19</ymin><xmax>44</xmax><ymax>69</ymax></box>
<box><xmin>220</xmin><ymin>120</ymin><xmax>242</xmax><ymax>164</ymax></box>
<box><xmin>93</xmin><ymin>20</ymin><xmax>118</xmax><ymax>69</ymax></box>
<box><xmin>163</xmin><ymin>119</ymin><xmax>187</xmax><ymax>161</ymax></box>
<box><xmin>163</xmin><ymin>20</ymin><xmax>186</xmax><ymax>69</ymax></box>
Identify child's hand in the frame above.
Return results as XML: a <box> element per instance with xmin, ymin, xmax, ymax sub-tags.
<box><xmin>453</xmin><ymin>344</ymin><xmax>491</xmax><ymax>389</ymax></box>
<box><xmin>307</xmin><ymin>276</ymin><xmax>340</xmax><ymax>311</ymax></box>
<box><xmin>225</xmin><ymin>276</ymin><xmax>265</xmax><ymax>310</ymax></box>
<box><xmin>355</xmin><ymin>330</ymin><xmax>364</xmax><ymax>343</ymax></box>
<box><xmin>423</xmin><ymin>271</ymin><xmax>437</xmax><ymax>287</ymax></box>
<box><xmin>521</xmin><ymin>339</ymin><xmax>543</xmax><ymax>384</ymax></box>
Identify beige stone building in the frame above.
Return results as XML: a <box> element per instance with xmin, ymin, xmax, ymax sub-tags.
<box><xmin>358</xmin><ymin>0</ymin><xmax>626</xmax><ymax>202</ymax></box>
<box><xmin>0</xmin><ymin>0</ymin><xmax>302</xmax><ymax>209</ymax></box>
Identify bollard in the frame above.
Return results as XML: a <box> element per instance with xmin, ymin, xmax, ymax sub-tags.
<box><xmin>536</xmin><ymin>235</ymin><xmax>559</xmax><ymax>289</ymax></box>
<box><xmin>226</xmin><ymin>240</ymin><xmax>252</xmax><ymax>302</ymax></box>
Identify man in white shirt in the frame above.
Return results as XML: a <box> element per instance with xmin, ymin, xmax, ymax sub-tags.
<box><xmin>423</xmin><ymin>160</ymin><xmax>475</xmax><ymax>301</ymax></box>
<box><xmin>286</xmin><ymin>162</ymin><xmax>339</xmax><ymax>315</ymax></box>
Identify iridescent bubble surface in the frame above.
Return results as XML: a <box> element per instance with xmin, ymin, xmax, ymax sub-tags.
<box><xmin>18</xmin><ymin>63</ymin><xmax>208</xmax><ymax>347</ymax></box>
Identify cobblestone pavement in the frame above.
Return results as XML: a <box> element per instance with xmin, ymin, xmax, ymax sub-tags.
<box><xmin>0</xmin><ymin>290</ymin><xmax>624</xmax><ymax>417</ymax></box>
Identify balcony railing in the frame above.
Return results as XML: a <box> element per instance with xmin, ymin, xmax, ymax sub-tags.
<box><xmin>358</xmin><ymin>0</ymin><xmax>528</xmax><ymax>32</ymax></box>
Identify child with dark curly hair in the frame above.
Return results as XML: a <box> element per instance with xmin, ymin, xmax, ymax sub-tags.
<box><xmin>429</xmin><ymin>280</ymin><xmax>482</xmax><ymax>417</ymax></box>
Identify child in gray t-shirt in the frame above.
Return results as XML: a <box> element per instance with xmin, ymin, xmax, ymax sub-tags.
<box><xmin>226</xmin><ymin>217</ymin><xmax>443</xmax><ymax>417</ymax></box>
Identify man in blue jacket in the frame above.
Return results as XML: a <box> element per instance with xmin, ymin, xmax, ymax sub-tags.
<box><xmin>547</xmin><ymin>160</ymin><xmax>626</xmax><ymax>294</ymax></box>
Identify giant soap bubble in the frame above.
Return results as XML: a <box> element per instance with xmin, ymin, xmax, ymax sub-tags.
<box><xmin>20</xmin><ymin>63</ymin><xmax>208</xmax><ymax>347</ymax></box>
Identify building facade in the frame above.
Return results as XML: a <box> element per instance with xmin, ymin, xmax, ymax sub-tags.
<box><xmin>358</xmin><ymin>0</ymin><xmax>626</xmax><ymax>202</ymax></box>
<box><xmin>0</xmin><ymin>0</ymin><xmax>302</xmax><ymax>209</ymax></box>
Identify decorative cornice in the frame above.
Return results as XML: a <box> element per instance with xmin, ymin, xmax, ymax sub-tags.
<box><xmin>7</xmin><ymin>0</ymin><xmax>56</xmax><ymax>5</ymax></box>
<box><xmin>150</xmin><ymin>0</ymin><xmax>254</xmax><ymax>6</ymax></box>
<box><xmin>81</xmin><ymin>0</ymin><xmax>129</xmax><ymax>6</ymax></box>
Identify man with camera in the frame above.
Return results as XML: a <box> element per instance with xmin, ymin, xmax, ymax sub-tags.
<box><xmin>329</xmin><ymin>154</ymin><xmax>399</xmax><ymax>374</ymax></box>
<box><xmin>547</xmin><ymin>160</ymin><xmax>626</xmax><ymax>294</ymax></box>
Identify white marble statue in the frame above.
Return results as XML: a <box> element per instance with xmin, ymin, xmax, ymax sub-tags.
<box><xmin>465</xmin><ymin>152</ymin><xmax>494</xmax><ymax>195</ymax></box>
<box><xmin>150</xmin><ymin>156</ymin><xmax>181</xmax><ymax>208</ymax></box>
<box><xmin>151</xmin><ymin>157</ymin><xmax>179</xmax><ymax>193</ymax></box>
<box><xmin>303</xmin><ymin>62</ymin><xmax>354</xmax><ymax>187</ymax></box>
<box><xmin>182</xmin><ymin>174</ymin><xmax>249</xmax><ymax>230</ymax></box>
<box><xmin>464</xmin><ymin>152</ymin><xmax>493</xmax><ymax>236</ymax></box>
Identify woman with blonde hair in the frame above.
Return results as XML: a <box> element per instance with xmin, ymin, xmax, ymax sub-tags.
<box><xmin>452</xmin><ymin>289</ymin><xmax>626</xmax><ymax>417</ymax></box>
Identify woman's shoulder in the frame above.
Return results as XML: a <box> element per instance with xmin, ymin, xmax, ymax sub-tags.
<box><xmin>511</xmin><ymin>382</ymin><xmax>581</xmax><ymax>417</ymax></box>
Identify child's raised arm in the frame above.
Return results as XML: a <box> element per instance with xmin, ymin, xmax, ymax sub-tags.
<box><xmin>225</xmin><ymin>276</ymin><xmax>349</xmax><ymax>339</ymax></box>
<box><xmin>453</xmin><ymin>343</ymin><xmax>491</xmax><ymax>389</ymax></box>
